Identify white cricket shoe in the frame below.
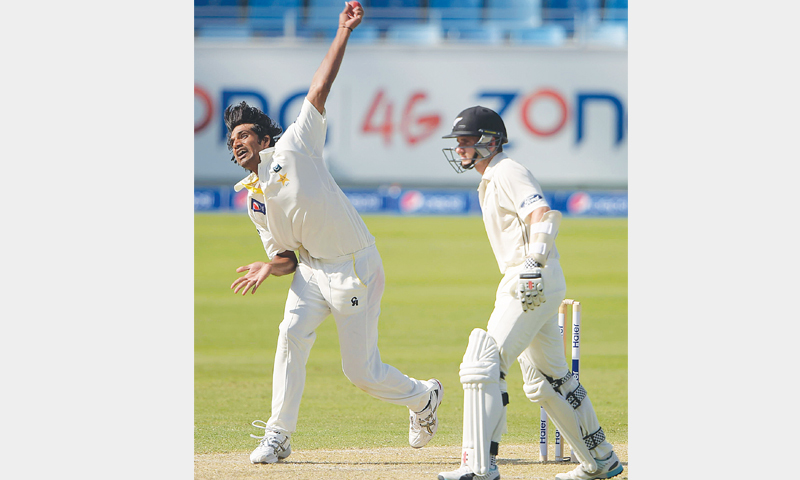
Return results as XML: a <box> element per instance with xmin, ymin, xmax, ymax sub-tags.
<box><xmin>555</xmin><ymin>451</ymin><xmax>623</xmax><ymax>480</ymax></box>
<box><xmin>249</xmin><ymin>420</ymin><xmax>291</xmax><ymax>464</ymax></box>
<box><xmin>438</xmin><ymin>456</ymin><xmax>500</xmax><ymax>480</ymax></box>
<box><xmin>408</xmin><ymin>378</ymin><xmax>443</xmax><ymax>448</ymax></box>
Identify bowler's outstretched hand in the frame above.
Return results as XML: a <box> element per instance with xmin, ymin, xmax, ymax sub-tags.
<box><xmin>340</xmin><ymin>1</ymin><xmax>364</xmax><ymax>31</ymax></box>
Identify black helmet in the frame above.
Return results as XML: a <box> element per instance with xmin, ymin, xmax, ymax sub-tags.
<box><xmin>441</xmin><ymin>106</ymin><xmax>507</xmax><ymax>173</ymax></box>
<box><xmin>442</xmin><ymin>106</ymin><xmax>508</xmax><ymax>145</ymax></box>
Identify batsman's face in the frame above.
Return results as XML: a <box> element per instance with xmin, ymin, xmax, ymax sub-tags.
<box><xmin>455</xmin><ymin>136</ymin><xmax>480</xmax><ymax>167</ymax></box>
<box><xmin>231</xmin><ymin>124</ymin><xmax>270</xmax><ymax>172</ymax></box>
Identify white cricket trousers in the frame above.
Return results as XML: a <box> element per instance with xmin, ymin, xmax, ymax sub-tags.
<box><xmin>487</xmin><ymin>258</ymin><xmax>614</xmax><ymax>461</ymax></box>
<box><xmin>266</xmin><ymin>244</ymin><xmax>433</xmax><ymax>433</ymax></box>
<box><xmin>487</xmin><ymin>258</ymin><xmax>570</xmax><ymax>383</ymax></box>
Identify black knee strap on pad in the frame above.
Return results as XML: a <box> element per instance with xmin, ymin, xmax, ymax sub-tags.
<box><xmin>490</xmin><ymin>441</ymin><xmax>499</xmax><ymax>456</ymax></box>
<box><xmin>545</xmin><ymin>371</ymin><xmax>586</xmax><ymax>409</ymax></box>
<box><xmin>565</xmin><ymin>384</ymin><xmax>587</xmax><ymax>409</ymax></box>
<box><xmin>545</xmin><ymin>371</ymin><xmax>573</xmax><ymax>391</ymax></box>
<box><xmin>584</xmin><ymin>427</ymin><xmax>606</xmax><ymax>450</ymax></box>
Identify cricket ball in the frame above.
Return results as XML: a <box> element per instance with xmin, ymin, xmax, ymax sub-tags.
<box><xmin>350</xmin><ymin>1</ymin><xmax>361</xmax><ymax>8</ymax></box>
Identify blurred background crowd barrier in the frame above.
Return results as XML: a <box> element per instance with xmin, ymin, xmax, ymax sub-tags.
<box><xmin>195</xmin><ymin>0</ymin><xmax>627</xmax><ymax>47</ymax></box>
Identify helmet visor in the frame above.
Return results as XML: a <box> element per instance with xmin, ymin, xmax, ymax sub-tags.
<box><xmin>441</xmin><ymin>135</ymin><xmax>500</xmax><ymax>173</ymax></box>
<box><xmin>442</xmin><ymin>147</ymin><xmax>476</xmax><ymax>173</ymax></box>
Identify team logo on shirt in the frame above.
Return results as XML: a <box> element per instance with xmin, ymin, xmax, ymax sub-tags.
<box><xmin>251</xmin><ymin>198</ymin><xmax>266</xmax><ymax>215</ymax></box>
<box><xmin>278</xmin><ymin>173</ymin><xmax>289</xmax><ymax>186</ymax></box>
<box><xmin>520</xmin><ymin>194</ymin><xmax>543</xmax><ymax>208</ymax></box>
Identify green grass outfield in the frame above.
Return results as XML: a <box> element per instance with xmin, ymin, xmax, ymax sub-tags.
<box><xmin>195</xmin><ymin>213</ymin><xmax>627</xmax><ymax>454</ymax></box>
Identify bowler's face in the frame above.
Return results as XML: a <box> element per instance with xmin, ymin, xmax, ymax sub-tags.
<box><xmin>230</xmin><ymin>124</ymin><xmax>270</xmax><ymax>172</ymax></box>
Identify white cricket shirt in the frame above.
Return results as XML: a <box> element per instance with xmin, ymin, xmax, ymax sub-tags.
<box><xmin>477</xmin><ymin>152</ymin><xmax>556</xmax><ymax>274</ymax></box>
<box><xmin>234</xmin><ymin>98</ymin><xmax>375</xmax><ymax>261</ymax></box>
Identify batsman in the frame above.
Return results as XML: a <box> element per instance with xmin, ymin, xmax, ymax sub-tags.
<box><xmin>437</xmin><ymin>106</ymin><xmax>623</xmax><ymax>480</ymax></box>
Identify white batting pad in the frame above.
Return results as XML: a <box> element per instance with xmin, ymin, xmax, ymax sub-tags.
<box><xmin>518</xmin><ymin>357</ymin><xmax>599</xmax><ymax>472</ymax></box>
<box><xmin>459</xmin><ymin>329</ymin><xmax>504</xmax><ymax>476</ymax></box>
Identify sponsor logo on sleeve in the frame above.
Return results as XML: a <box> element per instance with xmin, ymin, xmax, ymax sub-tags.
<box><xmin>520</xmin><ymin>193</ymin><xmax>543</xmax><ymax>208</ymax></box>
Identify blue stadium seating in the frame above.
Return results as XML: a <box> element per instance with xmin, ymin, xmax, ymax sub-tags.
<box><xmin>369</xmin><ymin>0</ymin><xmax>422</xmax><ymax>7</ymax></box>
<box><xmin>486</xmin><ymin>0</ymin><xmax>543</xmax><ymax>29</ymax></box>
<box><xmin>196</xmin><ymin>25</ymin><xmax>253</xmax><ymax>39</ymax></box>
<box><xmin>385</xmin><ymin>23</ymin><xmax>444</xmax><ymax>44</ymax></box>
<box><xmin>348</xmin><ymin>24</ymin><xmax>382</xmax><ymax>43</ymax></box>
<box><xmin>603</xmin><ymin>0</ymin><xmax>628</xmax><ymax>26</ymax></box>
<box><xmin>585</xmin><ymin>22</ymin><xmax>627</xmax><ymax>46</ymax></box>
<box><xmin>508</xmin><ymin>24</ymin><xmax>567</xmax><ymax>45</ymax></box>
<box><xmin>304</xmin><ymin>0</ymin><xmax>343</xmax><ymax>28</ymax></box>
<box><xmin>428</xmin><ymin>0</ymin><xmax>483</xmax><ymax>29</ymax></box>
<box><xmin>299</xmin><ymin>0</ymin><xmax>419</xmax><ymax>41</ymax></box>
<box><xmin>542</xmin><ymin>0</ymin><xmax>600</xmax><ymax>34</ymax></box>
<box><xmin>245</xmin><ymin>0</ymin><xmax>300</xmax><ymax>37</ymax></box>
<box><xmin>247</xmin><ymin>0</ymin><xmax>301</xmax><ymax>15</ymax></box>
<box><xmin>195</xmin><ymin>0</ymin><xmax>239</xmax><ymax>6</ymax></box>
<box><xmin>294</xmin><ymin>0</ymin><xmax>336</xmax><ymax>39</ymax></box>
<box><xmin>192</xmin><ymin>0</ymin><xmax>626</xmax><ymax>44</ymax></box>
<box><xmin>296</xmin><ymin>23</ymin><xmax>381</xmax><ymax>42</ymax></box>
<box><xmin>195</xmin><ymin>0</ymin><xmax>244</xmax><ymax>35</ymax></box>
<box><xmin>446</xmin><ymin>26</ymin><xmax>505</xmax><ymax>45</ymax></box>
<box><xmin>369</xmin><ymin>0</ymin><xmax>424</xmax><ymax>30</ymax></box>
<box><xmin>605</xmin><ymin>0</ymin><xmax>628</xmax><ymax>10</ymax></box>
<box><xmin>248</xmin><ymin>0</ymin><xmax>299</xmax><ymax>6</ymax></box>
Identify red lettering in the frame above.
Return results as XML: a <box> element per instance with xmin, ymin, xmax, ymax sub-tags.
<box><xmin>194</xmin><ymin>85</ymin><xmax>213</xmax><ymax>134</ymax></box>
<box><xmin>520</xmin><ymin>89</ymin><xmax>568</xmax><ymax>137</ymax></box>
<box><xmin>400</xmin><ymin>92</ymin><xmax>440</xmax><ymax>146</ymax></box>
<box><xmin>361</xmin><ymin>90</ymin><xmax>394</xmax><ymax>146</ymax></box>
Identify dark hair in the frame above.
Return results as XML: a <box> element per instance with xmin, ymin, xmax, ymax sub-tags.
<box><xmin>224</xmin><ymin>101</ymin><xmax>283</xmax><ymax>166</ymax></box>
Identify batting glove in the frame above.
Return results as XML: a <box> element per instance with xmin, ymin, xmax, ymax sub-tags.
<box><xmin>518</xmin><ymin>258</ymin><xmax>545</xmax><ymax>312</ymax></box>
